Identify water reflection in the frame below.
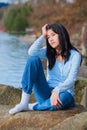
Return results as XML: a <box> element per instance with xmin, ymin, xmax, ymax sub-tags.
<box><xmin>0</xmin><ymin>32</ymin><xmax>29</xmax><ymax>88</ymax></box>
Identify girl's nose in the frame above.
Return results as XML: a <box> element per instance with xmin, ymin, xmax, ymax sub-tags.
<box><xmin>50</xmin><ymin>37</ymin><xmax>53</xmax><ymax>41</ymax></box>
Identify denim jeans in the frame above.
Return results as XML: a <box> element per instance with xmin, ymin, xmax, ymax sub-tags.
<box><xmin>21</xmin><ymin>56</ymin><xmax>75</xmax><ymax>111</ymax></box>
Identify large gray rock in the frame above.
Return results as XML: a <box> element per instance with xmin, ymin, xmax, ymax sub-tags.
<box><xmin>74</xmin><ymin>79</ymin><xmax>87</xmax><ymax>104</ymax></box>
<box><xmin>0</xmin><ymin>85</ymin><xmax>21</xmax><ymax>105</ymax></box>
<box><xmin>0</xmin><ymin>104</ymin><xmax>84</xmax><ymax>130</ymax></box>
<box><xmin>81</xmin><ymin>86</ymin><xmax>87</xmax><ymax>109</ymax></box>
<box><xmin>0</xmin><ymin>78</ymin><xmax>87</xmax><ymax>130</ymax></box>
<box><xmin>78</xmin><ymin>65</ymin><xmax>87</xmax><ymax>79</ymax></box>
<box><xmin>0</xmin><ymin>85</ymin><xmax>35</xmax><ymax>105</ymax></box>
<box><xmin>49</xmin><ymin>112</ymin><xmax>87</xmax><ymax>130</ymax></box>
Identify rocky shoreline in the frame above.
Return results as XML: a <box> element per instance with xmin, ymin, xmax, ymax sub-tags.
<box><xmin>17</xmin><ymin>34</ymin><xmax>37</xmax><ymax>44</ymax></box>
<box><xmin>0</xmin><ymin>104</ymin><xmax>85</xmax><ymax>130</ymax></box>
<box><xmin>0</xmin><ymin>65</ymin><xmax>87</xmax><ymax>130</ymax></box>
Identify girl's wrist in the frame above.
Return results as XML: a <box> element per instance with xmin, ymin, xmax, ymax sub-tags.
<box><xmin>42</xmin><ymin>33</ymin><xmax>47</xmax><ymax>38</ymax></box>
<box><xmin>52</xmin><ymin>90</ymin><xmax>57</xmax><ymax>95</ymax></box>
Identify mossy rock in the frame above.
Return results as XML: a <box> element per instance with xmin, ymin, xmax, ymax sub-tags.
<box><xmin>0</xmin><ymin>85</ymin><xmax>21</xmax><ymax>105</ymax></box>
<box><xmin>0</xmin><ymin>85</ymin><xmax>36</xmax><ymax>105</ymax></box>
<box><xmin>75</xmin><ymin>79</ymin><xmax>87</xmax><ymax>103</ymax></box>
<box><xmin>0</xmin><ymin>78</ymin><xmax>87</xmax><ymax>105</ymax></box>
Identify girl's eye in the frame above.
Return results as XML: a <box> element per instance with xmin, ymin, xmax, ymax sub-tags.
<box><xmin>47</xmin><ymin>33</ymin><xmax>56</xmax><ymax>39</ymax></box>
<box><xmin>52</xmin><ymin>33</ymin><xmax>55</xmax><ymax>36</ymax></box>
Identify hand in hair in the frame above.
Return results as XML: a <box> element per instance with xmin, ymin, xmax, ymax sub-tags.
<box><xmin>42</xmin><ymin>24</ymin><xmax>48</xmax><ymax>38</ymax></box>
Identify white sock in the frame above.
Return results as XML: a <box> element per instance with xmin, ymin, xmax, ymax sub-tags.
<box><xmin>28</xmin><ymin>102</ymin><xmax>38</xmax><ymax>110</ymax></box>
<box><xmin>20</xmin><ymin>91</ymin><xmax>30</xmax><ymax>105</ymax></box>
<box><xmin>9</xmin><ymin>91</ymin><xmax>30</xmax><ymax>114</ymax></box>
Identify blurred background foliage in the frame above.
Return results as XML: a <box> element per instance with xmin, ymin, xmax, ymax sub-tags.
<box><xmin>4</xmin><ymin>3</ymin><xmax>33</xmax><ymax>31</ymax></box>
<box><xmin>0</xmin><ymin>0</ymin><xmax>86</xmax><ymax>34</ymax></box>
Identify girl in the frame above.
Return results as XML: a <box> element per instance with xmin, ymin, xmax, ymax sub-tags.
<box><xmin>9</xmin><ymin>23</ymin><xmax>82</xmax><ymax>114</ymax></box>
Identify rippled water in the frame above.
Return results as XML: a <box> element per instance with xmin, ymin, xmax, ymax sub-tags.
<box><xmin>0</xmin><ymin>32</ymin><xmax>30</xmax><ymax>88</ymax></box>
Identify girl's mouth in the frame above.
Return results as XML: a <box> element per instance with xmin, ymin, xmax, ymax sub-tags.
<box><xmin>51</xmin><ymin>42</ymin><xmax>55</xmax><ymax>46</ymax></box>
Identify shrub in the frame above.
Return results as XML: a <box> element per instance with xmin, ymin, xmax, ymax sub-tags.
<box><xmin>4</xmin><ymin>4</ymin><xmax>33</xmax><ymax>31</ymax></box>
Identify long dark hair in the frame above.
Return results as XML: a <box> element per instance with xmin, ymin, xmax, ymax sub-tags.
<box><xmin>46</xmin><ymin>23</ymin><xmax>81</xmax><ymax>69</ymax></box>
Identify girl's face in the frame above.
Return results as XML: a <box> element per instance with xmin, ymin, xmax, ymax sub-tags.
<box><xmin>47</xmin><ymin>29</ymin><xmax>60</xmax><ymax>49</ymax></box>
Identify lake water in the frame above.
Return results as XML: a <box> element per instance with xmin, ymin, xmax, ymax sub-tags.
<box><xmin>0</xmin><ymin>32</ymin><xmax>30</xmax><ymax>88</ymax></box>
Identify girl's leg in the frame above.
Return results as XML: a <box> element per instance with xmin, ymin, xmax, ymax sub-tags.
<box><xmin>21</xmin><ymin>56</ymin><xmax>51</xmax><ymax>102</ymax></box>
<box><xmin>9</xmin><ymin>56</ymin><xmax>51</xmax><ymax>114</ymax></box>
<box><xmin>59</xmin><ymin>92</ymin><xmax>75</xmax><ymax>110</ymax></box>
<box><xmin>33</xmin><ymin>92</ymin><xmax>75</xmax><ymax>111</ymax></box>
<box><xmin>9</xmin><ymin>91</ymin><xmax>30</xmax><ymax>114</ymax></box>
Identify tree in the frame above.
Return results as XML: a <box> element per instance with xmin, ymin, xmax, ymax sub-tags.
<box><xmin>12</xmin><ymin>14</ymin><xmax>28</xmax><ymax>31</ymax></box>
<box><xmin>4</xmin><ymin>4</ymin><xmax>33</xmax><ymax>31</ymax></box>
<box><xmin>4</xmin><ymin>8</ymin><xmax>18</xmax><ymax>30</ymax></box>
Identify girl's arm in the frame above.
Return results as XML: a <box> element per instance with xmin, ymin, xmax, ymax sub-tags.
<box><xmin>28</xmin><ymin>35</ymin><xmax>47</xmax><ymax>58</ymax></box>
<box><xmin>53</xmin><ymin>52</ymin><xmax>81</xmax><ymax>94</ymax></box>
<box><xmin>50</xmin><ymin>52</ymin><xmax>81</xmax><ymax>107</ymax></box>
<box><xmin>28</xmin><ymin>24</ymin><xmax>48</xmax><ymax>59</ymax></box>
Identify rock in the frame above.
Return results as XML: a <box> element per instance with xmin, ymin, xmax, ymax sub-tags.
<box><xmin>80</xmin><ymin>24</ymin><xmax>87</xmax><ymax>57</ymax></box>
<box><xmin>18</xmin><ymin>34</ymin><xmax>36</xmax><ymax>44</ymax></box>
<box><xmin>75</xmin><ymin>79</ymin><xmax>87</xmax><ymax>104</ymax></box>
<box><xmin>78</xmin><ymin>65</ymin><xmax>87</xmax><ymax>79</ymax></box>
<box><xmin>0</xmin><ymin>85</ymin><xmax>21</xmax><ymax>105</ymax></box>
<box><xmin>49</xmin><ymin>112</ymin><xmax>87</xmax><ymax>130</ymax></box>
<box><xmin>82</xmin><ymin>56</ymin><xmax>87</xmax><ymax>66</ymax></box>
<box><xmin>0</xmin><ymin>104</ymin><xmax>85</xmax><ymax>130</ymax></box>
<box><xmin>0</xmin><ymin>78</ymin><xmax>87</xmax><ymax>106</ymax></box>
<box><xmin>81</xmin><ymin>86</ymin><xmax>87</xmax><ymax>109</ymax></box>
<box><xmin>0</xmin><ymin>78</ymin><xmax>87</xmax><ymax>130</ymax></box>
<box><xmin>0</xmin><ymin>85</ymin><xmax>35</xmax><ymax>105</ymax></box>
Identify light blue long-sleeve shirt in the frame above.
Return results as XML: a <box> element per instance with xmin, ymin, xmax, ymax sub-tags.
<box><xmin>28</xmin><ymin>35</ymin><xmax>81</xmax><ymax>96</ymax></box>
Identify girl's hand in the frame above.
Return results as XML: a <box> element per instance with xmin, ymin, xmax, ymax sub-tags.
<box><xmin>42</xmin><ymin>24</ymin><xmax>48</xmax><ymax>38</ymax></box>
<box><xmin>50</xmin><ymin>91</ymin><xmax>62</xmax><ymax>108</ymax></box>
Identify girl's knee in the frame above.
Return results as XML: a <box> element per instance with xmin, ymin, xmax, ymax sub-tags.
<box><xmin>59</xmin><ymin>92</ymin><xmax>75</xmax><ymax>109</ymax></box>
<box><xmin>28</xmin><ymin>56</ymin><xmax>40</xmax><ymax>62</ymax></box>
<box><xmin>60</xmin><ymin>92</ymin><xmax>73</xmax><ymax>101</ymax></box>
<box><xmin>26</xmin><ymin>56</ymin><xmax>41</xmax><ymax>66</ymax></box>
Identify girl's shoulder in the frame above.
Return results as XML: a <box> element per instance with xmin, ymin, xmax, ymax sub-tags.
<box><xmin>70</xmin><ymin>49</ymin><xmax>81</xmax><ymax>59</ymax></box>
<box><xmin>70</xmin><ymin>49</ymin><xmax>81</xmax><ymax>56</ymax></box>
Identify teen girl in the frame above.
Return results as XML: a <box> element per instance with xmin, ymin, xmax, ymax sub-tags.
<box><xmin>9</xmin><ymin>23</ymin><xmax>81</xmax><ymax>114</ymax></box>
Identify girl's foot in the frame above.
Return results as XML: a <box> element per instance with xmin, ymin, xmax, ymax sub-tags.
<box><xmin>9</xmin><ymin>104</ymin><xmax>28</xmax><ymax>114</ymax></box>
<box><xmin>28</xmin><ymin>102</ymin><xmax>38</xmax><ymax>110</ymax></box>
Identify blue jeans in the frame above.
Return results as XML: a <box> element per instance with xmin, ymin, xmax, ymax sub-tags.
<box><xmin>21</xmin><ymin>56</ymin><xmax>75</xmax><ymax>111</ymax></box>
